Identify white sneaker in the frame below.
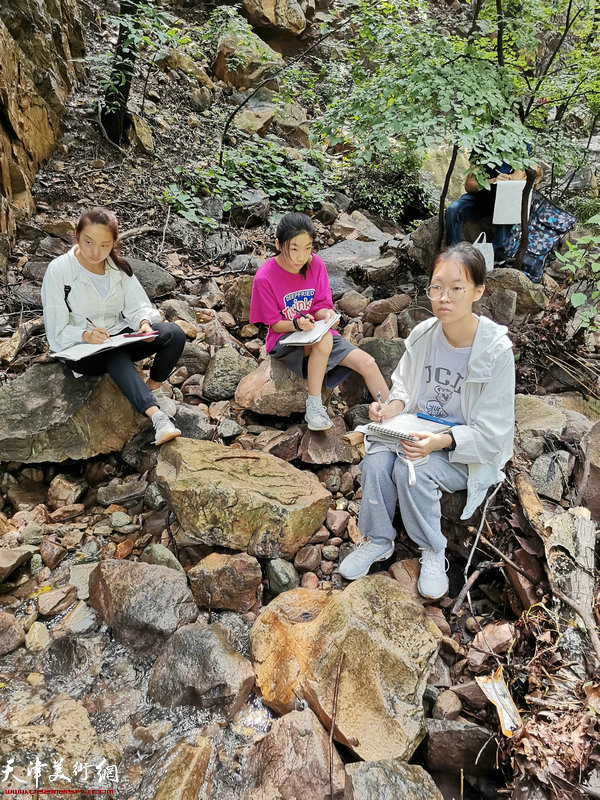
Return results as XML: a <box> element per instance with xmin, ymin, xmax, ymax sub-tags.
<box><xmin>339</xmin><ymin>538</ymin><xmax>395</xmax><ymax>580</ymax></box>
<box><xmin>152</xmin><ymin>411</ymin><xmax>181</xmax><ymax>446</ymax></box>
<box><xmin>305</xmin><ymin>403</ymin><xmax>333</xmax><ymax>431</ymax></box>
<box><xmin>418</xmin><ymin>548</ymin><xmax>449</xmax><ymax>600</ymax></box>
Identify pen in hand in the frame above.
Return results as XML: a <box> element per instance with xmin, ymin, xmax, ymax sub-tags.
<box><xmin>84</xmin><ymin>317</ymin><xmax>110</xmax><ymax>343</ymax></box>
<box><xmin>377</xmin><ymin>390</ymin><xmax>383</xmax><ymax>422</ymax></box>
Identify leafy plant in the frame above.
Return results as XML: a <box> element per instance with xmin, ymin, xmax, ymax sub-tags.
<box><xmin>162</xmin><ymin>183</ymin><xmax>220</xmax><ymax>230</ymax></box>
<box><xmin>555</xmin><ymin>214</ymin><xmax>600</xmax><ymax>329</ymax></box>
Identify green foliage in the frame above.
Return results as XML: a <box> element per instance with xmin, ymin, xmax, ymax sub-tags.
<box><xmin>195</xmin><ymin>6</ymin><xmax>256</xmax><ymax>72</ymax></box>
<box><xmin>338</xmin><ymin>151</ymin><xmax>436</xmax><ymax>224</ymax></box>
<box><xmin>555</xmin><ymin>214</ymin><xmax>600</xmax><ymax>329</ymax></box>
<box><xmin>163</xmin><ymin>136</ymin><xmax>330</xmax><ymax>225</ymax></box>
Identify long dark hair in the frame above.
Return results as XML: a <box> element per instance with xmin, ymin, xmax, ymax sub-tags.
<box><xmin>75</xmin><ymin>207</ymin><xmax>132</xmax><ymax>276</ymax></box>
<box><xmin>430</xmin><ymin>242</ymin><xmax>486</xmax><ymax>286</ymax></box>
<box><xmin>275</xmin><ymin>212</ymin><xmax>315</xmax><ymax>278</ymax></box>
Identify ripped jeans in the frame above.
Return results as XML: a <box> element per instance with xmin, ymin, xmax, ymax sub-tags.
<box><xmin>358</xmin><ymin>450</ymin><xmax>468</xmax><ymax>552</ymax></box>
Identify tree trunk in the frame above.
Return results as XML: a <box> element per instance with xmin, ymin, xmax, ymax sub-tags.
<box><xmin>513</xmin><ymin>167</ymin><xmax>537</xmax><ymax>271</ymax></box>
<box><xmin>100</xmin><ymin>0</ymin><xmax>141</xmax><ymax>145</ymax></box>
<box><xmin>436</xmin><ymin>143</ymin><xmax>459</xmax><ymax>252</ymax></box>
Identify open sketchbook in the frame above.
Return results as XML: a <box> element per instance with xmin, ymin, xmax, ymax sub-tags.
<box><xmin>357</xmin><ymin>412</ymin><xmax>451</xmax><ymax>444</ymax></box>
<box><xmin>282</xmin><ymin>313</ymin><xmax>341</xmax><ymax>346</ymax></box>
<box><xmin>50</xmin><ymin>331</ymin><xmax>158</xmax><ymax>362</ymax></box>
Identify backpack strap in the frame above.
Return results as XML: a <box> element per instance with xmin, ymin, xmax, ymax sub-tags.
<box><xmin>64</xmin><ymin>284</ymin><xmax>72</xmax><ymax>312</ymax></box>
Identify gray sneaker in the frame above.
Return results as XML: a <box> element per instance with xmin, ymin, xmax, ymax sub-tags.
<box><xmin>305</xmin><ymin>403</ymin><xmax>333</xmax><ymax>431</ymax></box>
<box><xmin>417</xmin><ymin>548</ymin><xmax>449</xmax><ymax>600</ymax></box>
<box><xmin>152</xmin><ymin>411</ymin><xmax>181</xmax><ymax>446</ymax></box>
<box><xmin>339</xmin><ymin>538</ymin><xmax>395</xmax><ymax>580</ymax></box>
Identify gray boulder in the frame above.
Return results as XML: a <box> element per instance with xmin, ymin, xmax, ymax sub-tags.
<box><xmin>129</xmin><ymin>258</ymin><xmax>176</xmax><ymax>298</ymax></box>
<box><xmin>319</xmin><ymin>240</ymin><xmax>388</xmax><ymax>299</ymax></box>
<box><xmin>173</xmin><ymin>405</ymin><xmax>215</xmax><ymax>440</ymax></box>
<box><xmin>202</xmin><ymin>347</ymin><xmax>256</xmax><ymax>401</ymax></box>
<box><xmin>178</xmin><ymin>342</ymin><xmax>210</xmax><ymax>376</ymax></box>
<box><xmin>231</xmin><ymin>189</ymin><xmax>270</xmax><ymax>227</ymax></box>
<box><xmin>345</xmin><ymin>761</ymin><xmax>443</xmax><ymax>800</ymax></box>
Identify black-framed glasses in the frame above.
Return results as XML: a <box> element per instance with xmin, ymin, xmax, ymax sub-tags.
<box><xmin>426</xmin><ymin>285</ymin><xmax>477</xmax><ymax>301</ymax></box>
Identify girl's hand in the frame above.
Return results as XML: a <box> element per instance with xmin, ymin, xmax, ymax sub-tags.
<box><xmin>138</xmin><ymin>320</ymin><xmax>154</xmax><ymax>334</ymax></box>
<box><xmin>84</xmin><ymin>326</ymin><xmax>110</xmax><ymax>344</ymax></box>
<box><xmin>399</xmin><ymin>431</ymin><xmax>444</xmax><ymax>460</ymax></box>
<box><xmin>322</xmin><ymin>308</ymin><xmax>337</xmax><ymax>322</ymax></box>
<box><xmin>368</xmin><ymin>401</ymin><xmax>397</xmax><ymax>423</ymax></box>
<box><xmin>298</xmin><ymin>314</ymin><xmax>315</xmax><ymax>331</ymax></box>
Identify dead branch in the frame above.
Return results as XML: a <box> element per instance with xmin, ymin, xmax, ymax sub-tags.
<box><xmin>451</xmin><ymin>560</ymin><xmax>503</xmax><ymax>616</ymax></box>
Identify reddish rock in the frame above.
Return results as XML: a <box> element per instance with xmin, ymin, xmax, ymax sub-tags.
<box><xmin>425</xmin><ymin>719</ymin><xmax>496</xmax><ymax>776</ymax></box>
<box><xmin>39</xmin><ymin>539</ymin><xmax>67</xmax><ymax>569</ymax></box>
<box><xmin>47</xmin><ymin>474</ymin><xmax>87</xmax><ymax>510</ymax></box>
<box><xmin>425</xmin><ymin>605</ymin><xmax>451</xmax><ymax>637</ymax></box>
<box><xmin>301</xmin><ymin>572</ymin><xmax>319</xmax><ymax>589</ymax></box>
<box><xmin>50</xmin><ymin>503</ymin><xmax>85</xmax><ymax>522</ymax></box>
<box><xmin>374</xmin><ymin>312</ymin><xmax>399</xmax><ymax>339</ymax></box>
<box><xmin>299</xmin><ymin>417</ymin><xmax>358</xmax><ymax>466</ymax></box>
<box><xmin>325</xmin><ymin>509</ymin><xmax>350</xmax><ymax>536</ymax></box>
<box><xmin>309</xmin><ymin>526</ymin><xmax>330</xmax><ymax>544</ymax></box>
<box><xmin>0</xmin><ymin>611</ymin><xmax>25</xmax><ymax>656</ymax></box>
<box><xmin>339</xmin><ymin>471</ymin><xmax>354</xmax><ymax>495</ymax></box>
<box><xmin>449</xmin><ymin>681</ymin><xmax>488</xmax><ymax>710</ymax></box>
<box><xmin>389</xmin><ymin>558</ymin><xmax>425</xmax><ymax>604</ymax></box>
<box><xmin>115</xmin><ymin>540</ymin><xmax>134</xmax><ymax>560</ymax></box>
<box><xmin>320</xmin><ymin>560</ymin><xmax>334</xmax><ymax>576</ymax></box>
<box><xmin>0</xmin><ymin>545</ymin><xmax>38</xmax><ymax>582</ymax></box>
<box><xmin>188</xmin><ymin>552</ymin><xmax>262</xmax><ymax>613</ymax></box>
<box><xmin>254</xmin><ymin>426</ymin><xmax>302</xmax><ymax>461</ymax></box>
<box><xmin>432</xmin><ymin>689</ymin><xmax>462</xmax><ymax>720</ymax></box>
<box><xmin>9</xmin><ymin>504</ymin><xmax>50</xmax><ymax>530</ymax></box>
<box><xmin>337</xmin><ymin>290</ymin><xmax>369</xmax><ymax>317</ymax></box>
<box><xmin>346</xmin><ymin>517</ymin><xmax>363</xmax><ymax>544</ymax></box>
<box><xmin>467</xmin><ymin>621</ymin><xmax>515</xmax><ymax>670</ymax></box>
<box><xmin>294</xmin><ymin>545</ymin><xmax>322</xmax><ymax>573</ymax></box>
<box><xmin>362</xmin><ymin>294</ymin><xmax>411</xmax><ymax>324</ymax></box>
<box><xmin>506</xmin><ymin>548</ymin><xmax>544</xmax><ymax>610</ymax></box>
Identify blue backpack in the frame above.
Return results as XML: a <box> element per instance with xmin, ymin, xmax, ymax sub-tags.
<box><xmin>503</xmin><ymin>191</ymin><xmax>577</xmax><ymax>282</ymax></box>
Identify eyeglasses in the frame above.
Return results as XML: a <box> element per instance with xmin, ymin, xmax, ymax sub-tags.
<box><xmin>426</xmin><ymin>285</ymin><xmax>477</xmax><ymax>301</ymax></box>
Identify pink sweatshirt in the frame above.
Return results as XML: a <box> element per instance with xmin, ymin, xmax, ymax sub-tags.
<box><xmin>249</xmin><ymin>255</ymin><xmax>338</xmax><ymax>352</ymax></box>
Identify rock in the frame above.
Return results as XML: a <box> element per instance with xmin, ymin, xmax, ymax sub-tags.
<box><xmin>485</xmin><ymin>268</ymin><xmax>548</xmax><ymax>314</ymax></box>
<box><xmin>21</xmin><ymin>521</ymin><xmax>44</xmax><ymax>545</ymax></box>
<box><xmin>250</xmin><ymin>575</ymin><xmax>441</xmax><ymax>760</ymax></box>
<box><xmin>514</xmin><ymin>395</ymin><xmax>566</xmax><ymax>454</ymax></box>
<box><xmin>39</xmin><ymin>539</ymin><xmax>67</xmax><ymax>569</ymax></box>
<box><xmin>215</xmin><ymin>24</ymin><xmax>283</xmax><ymax>89</ymax></box>
<box><xmin>231</xmin><ymin>189</ymin><xmax>270</xmax><ymax>227</ymax></box>
<box><xmin>362</xmin><ymin>294</ymin><xmax>412</xmax><ymax>324</ymax></box>
<box><xmin>325</xmin><ymin>509</ymin><xmax>350</xmax><ymax>536</ymax></box>
<box><xmin>37</xmin><ymin>585</ymin><xmax>77</xmax><ymax>616</ymax></box>
<box><xmin>236</xmin><ymin>357</ymin><xmax>325</xmax><ymax>415</ymax></box>
<box><xmin>298</xmin><ymin>416</ymin><xmax>358</xmax><ymax>465</ymax></box>
<box><xmin>0</xmin><ymin>364</ymin><xmax>147</xmax><ymax>463</ymax></box>
<box><xmin>88</xmin><ymin>560</ymin><xmax>197</xmax><ymax>649</ymax></box>
<box><xmin>188</xmin><ymin>552</ymin><xmax>262</xmax><ymax>612</ymax></box>
<box><xmin>110</xmin><ymin>511</ymin><xmax>131</xmax><ymax>528</ymax></box>
<box><xmin>25</xmin><ymin>621</ymin><xmax>51</xmax><ymax>652</ymax></box>
<box><xmin>374</xmin><ymin>312</ymin><xmax>399</xmax><ymax>339</ymax></box>
<box><xmin>332</xmin><ymin>211</ymin><xmax>388</xmax><ymax>242</ymax></box>
<box><xmin>97</xmin><ymin>480</ymin><xmax>147</xmax><ymax>508</ymax></box>
<box><xmin>178</xmin><ymin>342</ymin><xmax>211</xmax><ymax>376</ymax></box>
<box><xmin>0</xmin><ymin>545</ymin><xmax>37</xmax><ymax>582</ymax></box>
<box><xmin>69</xmin><ymin>563</ymin><xmax>97</xmax><ymax>600</ymax></box>
<box><xmin>337</xmin><ymin>290</ymin><xmax>369</xmax><ymax>317</ymax></box>
<box><xmin>140</xmin><ymin>543</ymin><xmax>184</xmax><ymax>573</ymax></box>
<box><xmin>202</xmin><ymin>347</ymin><xmax>256</xmax><ymax>401</ymax></box>
<box><xmin>62</xmin><ymin>601</ymin><xmax>97</xmax><ymax>634</ymax></box>
<box><xmin>7</xmin><ymin>479</ymin><xmax>47</xmax><ymax>511</ymax></box>
<box><xmin>422</xmin><ymin>143</ymin><xmax>471</xmax><ymax>202</ymax></box>
<box><xmin>449</xmin><ymin>681</ymin><xmax>488</xmax><ymax>710</ymax></box>
<box><xmin>161</xmin><ymin>298</ymin><xmax>198</xmax><ymax>325</ymax></box>
<box><xmin>245</xmin><ymin>709</ymin><xmax>345</xmax><ymax>800</ymax></box>
<box><xmin>157</xmin><ymin>439</ymin><xmax>330</xmax><ymax>558</ymax></box>
<box><xmin>319</xmin><ymin>240</ymin><xmax>386</xmax><ymax>299</ymax></box>
<box><xmin>488</xmin><ymin>288</ymin><xmax>517</xmax><ymax>325</ymax></box>
<box><xmin>432</xmin><ymin>689</ymin><xmax>462</xmax><ymax>720</ymax></box>
<box><xmin>47</xmin><ymin>474</ymin><xmax>87</xmax><ymax>509</ymax></box>
<box><xmin>172</xmin><ymin>405</ymin><xmax>214</xmax><ymax>441</ymax></box>
<box><xmin>241</xmin><ymin>0</ymin><xmax>311</xmax><ymax>35</ymax></box>
<box><xmin>401</xmin><ymin>216</ymin><xmax>439</xmax><ymax>271</ymax></box>
<box><xmin>129</xmin><ymin>258</ymin><xmax>176</xmax><ymax>298</ymax></box>
<box><xmin>301</xmin><ymin>572</ymin><xmax>319</xmax><ymax>589</ymax></box>
<box><xmin>224</xmin><ymin>274</ymin><xmax>254</xmax><ymax>323</ymax></box>
<box><xmin>190</xmin><ymin>86</ymin><xmax>212</xmax><ymax>112</ymax></box>
<box><xmin>467</xmin><ymin>621</ymin><xmax>515</xmax><ymax>670</ymax></box>
<box><xmin>233</xmin><ymin>106</ymin><xmax>275</xmax><ymax>135</ymax></box>
<box><xmin>266</xmin><ymin>558</ymin><xmax>300</xmax><ymax>595</ymax></box>
<box><xmin>294</xmin><ymin>544</ymin><xmax>322</xmax><ymax>573</ymax></box>
<box><xmin>274</xmin><ymin>101</ymin><xmax>310</xmax><ymax>147</ymax></box>
<box><xmin>425</xmin><ymin>719</ymin><xmax>496</xmax><ymax>776</ymax></box>
<box><xmin>153</xmin><ymin>737</ymin><xmax>213</xmax><ymax>800</ymax></box>
<box><xmin>0</xmin><ymin>611</ymin><xmax>25</xmax><ymax>655</ymax></box>
<box><xmin>322</xmin><ymin>545</ymin><xmax>339</xmax><ymax>561</ymax></box>
<box><xmin>346</xmin><ymin>337</ymin><xmax>406</xmax><ymax>400</ymax></box>
<box><xmin>253</xmin><ymin>427</ymin><xmax>302</xmax><ymax>461</ymax></box>
<box><xmin>530</xmin><ymin>450</ymin><xmax>574</xmax><ymax>501</ymax></box>
<box><xmin>345</xmin><ymin>760</ymin><xmax>444</xmax><ymax>800</ymax></box>
<box><xmin>156</xmin><ymin>48</ymin><xmax>214</xmax><ymax>87</ymax></box>
<box><xmin>148</xmin><ymin>623</ymin><xmax>255</xmax><ymax>717</ymax></box>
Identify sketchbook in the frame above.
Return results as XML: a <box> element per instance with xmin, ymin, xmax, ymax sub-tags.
<box><xmin>50</xmin><ymin>331</ymin><xmax>158</xmax><ymax>362</ymax></box>
<box><xmin>357</xmin><ymin>412</ymin><xmax>451</xmax><ymax>444</ymax></box>
<box><xmin>282</xmin><ymin>314</ymin><xmax>341</xmax><ymax>346</ymax></box>
<box><xmin>492</xmin><ymin>179</ymin><xmax>531</xmax><ymax>225</ymax></box>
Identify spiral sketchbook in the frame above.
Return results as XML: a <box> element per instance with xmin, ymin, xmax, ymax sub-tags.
<box><xmin>282</xmin><ymin>314</ymin><xmax>341</xmax><ymax>346</ymax></box>
<box><xmin>360</xmin><ymin>412</ymin><xmax>451</xmax><ymax>444</ymax></box>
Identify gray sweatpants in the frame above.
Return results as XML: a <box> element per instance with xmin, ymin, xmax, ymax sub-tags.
<box><xmin>358</xmin><ymin>450</ymin><xmax>469</xmax><ymax>552</ymax></box>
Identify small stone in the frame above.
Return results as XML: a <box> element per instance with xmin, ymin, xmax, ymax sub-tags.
<box><xmin>47</xmin><ymin>474</ymin><xmax>87</xmax><ymax>509</ymax></box>
<box><xmin>39</xmin><ymin>539</ymin><xmax>67</xmax><ymax>569</ymax></box>
<box><xmin>266</xmin><ymin>559</ymin><xmax>300</xmax><ymax>595</ymax></box>
<box><xmin>325</xmin><ymin>509</ymin><xmax>350</xmax><ymax>536</ymax></box>
<box><xmin>0</xmin><ymin>611</ymin><xmax>26</xmax><ymax>655</ymax></box>
<box><xmin>432</xmin><ymin>689</ymin><xmax>462</xmax><ymax>720</ymax></box>
<box><xmin>218</xmin><ymin>418</ymin><xmax>244</xmax><ymax>439</ymax></box>
<box><xmin>21</xmin><ymin>521</ymin><xmax>44</xmax><ymax>545</ymax></box>
<box><xmin>30</xmin><ymin>554</ymin><xmax>43</xmax><ymax>577</ymax></box>
<box><xmin>309</xmin><ymin>526</ymin><xmax>330</xmax><ymax>544</ymax></box>
<box><xmin>141</xmin><ymin>543</ymin><xmax>184</xmax><ymax>573</ymax></box>
<box><xmin>0</xmin><ymin>545</ymin><xmax>38</xmax><ymax>582</ymax></box>
<box><xmin>169</xmin><ymin>366</ymin><xmax>189</xmax><ymax>385</ymax></box>
<box><xmin>321</xmin><ymin>545</ymin><xmax>339</xmax><ymax>562</ymax></box>
<box><xmin>240</xmin><ymin>324</ymin><xmax>259</xmax><ymax>338</ymax></box>
<box><xmin>188</xmin><ymin>552</ymin><xmax>263</xmax><ymax>613</ymax></box>
<box><xmin>110</xmin><ymin>511</ymin><xmax>132</xmax><ymax>528</ymax></box>
<box><xmin>467</xmin><ymin>621</ymin><xmax>515</xmax><ymax>670</ymax></box>
<box><xmin>294</xmin><ymin>545</ymin><xmax>322</xmax><ymax>573</ymax></box>
<box><xmin>25</xmin><ymin>621</ymin><xmax>51</xmax><ymax>652</ymax></box>
<box><xmin>320</xmin><ymin>560</ymin><xmax>334</xmax><ymax>575</ymax></box>
<box><xmin>69</xmin><ymin>564</ymin><xmax>98</xmax><ymax>600</ymax></box>
<box><xmin>115</xmin><ymin>540</ymin><xmax>134</xmax><ymax>559</ymax></box>
<box><xmin>337</xmin><ymin>290</ymin><xmax>369</xmax><ymax>317</ymax></box>
<box><xmin>62</xmin><ymin>601</ymin><xmax>98</xmax><ymax>634</ymax></box>
<box><xmin>38</xmin><ymin>585</ymin><xmax>77</xmax><ymax>616</ymax></box>
<box><xmin>301</xmin><ymin>572</ymin><xmax>319</xmax><ymax>589</ymax></box>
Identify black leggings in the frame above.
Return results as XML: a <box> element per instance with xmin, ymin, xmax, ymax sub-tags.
<box><xmin>67</xmin><ymin>321</ymin><xmax>186</xmax><ymax>415</ymax></box>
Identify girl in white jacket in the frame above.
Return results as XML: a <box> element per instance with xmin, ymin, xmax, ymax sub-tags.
<box><xmin>42</xmin><ymin>207</ymin><xmax>185</xmax><ymax>445</ymax></box>
<box><xmin>339</xmin><ymin>243</ymin><xmax>515</xmax><ymax>599</ymax></box>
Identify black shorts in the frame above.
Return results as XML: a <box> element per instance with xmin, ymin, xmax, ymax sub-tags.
<box><xmin>269</xmin><ymin>333</ymin><xmax>356</xmax><ymax>389</ymax></box>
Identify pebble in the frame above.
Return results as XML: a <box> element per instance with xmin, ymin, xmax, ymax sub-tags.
<box><xmin>110</xmin><ymin>511</ymin><xmax>132</xmax><ymax>528</ymax></box>
<box><xmin>301</xmin><ymin>572</ymin><xmax>319</xmax><ymax>589</ymax></box>
<box><xmin>321</xmin><ymin>545</ymin><xmax>340</xmax><ymax>562</ymax></box>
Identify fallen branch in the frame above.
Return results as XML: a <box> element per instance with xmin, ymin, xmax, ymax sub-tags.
<box><xmin>479</xmin><ymin>530</ymin><xmax>540</xmax><ymax>586</ymax></box>
<box><xmin>451</xmin><ymin>560</ymin><xmax>503</xmax><ymax>616</ymax></box>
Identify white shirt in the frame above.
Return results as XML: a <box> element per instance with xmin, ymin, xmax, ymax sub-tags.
<box><xmin>41</xmin><ymin>247</ymin><xmax>162</xmax><ymax>352</ymax></box>
<box><xmin>418</xmin><ymin>324</ymin><xmax>470</xmax><ymax>425</ymax></box>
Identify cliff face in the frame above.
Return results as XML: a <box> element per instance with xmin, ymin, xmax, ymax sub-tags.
<box><xmin>0</xmin><ymin>0</ymin><xmax>84</xmax><ymax>241</ymax></box>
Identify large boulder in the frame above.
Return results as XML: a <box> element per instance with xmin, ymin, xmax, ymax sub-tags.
<box><xmin>0</xmin><ymin>364</ymin><xmax>147</xmax><ymax>463</ymax></box>
<box><xmin>224</xmin><ymin>274</ymin><xmax>254</xmax><ymax>323</ymax></box>
<box><xmin>339</xmin><ymin>337</ymin><xmax>406</xmax><ymax>407</ymax></box>
<box><xmin>318</xmin><ymin>240</ymin><xmax>385</xmax><ymax>299</ymax></box>
<box><xmin>202</xmin><ymin>346</ymin><xmax>256</xmax><ymax>401</ymax></box>
<box><xmin>345</xmin><ymin>760</ymin><xmax>443</xmax><ymax>800</ymax></box>
<box><xmin>147</xmin><ymin>623</ymin><xmax>255</xmax><ymax>717</ymax></box>
<box><xmin>485</xmin><ymin>268</ymin><xmax>548</xmax><ymax>314</ymax></box>
<box><xmin>244</xmin><ymin>709</ymin><xmax>345</xmax><ymax>800</ymax></box>
<box><xmin>241</xmin><ymin>0</ymin><xmax>313</xmax><ymax>35</ymax></box>
<box><xmin>88</xmin><ymin>560</ymin><xmax>198</xmax><ymax>649</ymax></box>
<box><xmin>156</xmin><ymin>438</ymin><xmax>331</xmax><ymax>558</ymax></box>
<box><xmin>235</xmin><ymin>356</ymin><xmax>324</xmax><ymax>415</ymax></box>
<box><xmin>215</xmin><ymin>24</ymin><xmax>283</xmax><ymax>89</ymax></box>
<box><xmin>249</xmin><ymin>575</ymin><xmax>441</xmax><ymax>761</ymax></box>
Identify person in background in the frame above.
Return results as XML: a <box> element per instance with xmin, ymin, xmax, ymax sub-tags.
<box><xmin>339</xmin><ymin>243</ymin><xmax>515</xmax><ymax>600</ymax></box>
<box><xmin>249</xmin><ymin>212</ymin><xmax>389</xmax><ymax>431</ymax></box>
<box><xmin>41</xmin><ymin>206</ymin><xmax>185</xmax><ymax>446</ymax></box>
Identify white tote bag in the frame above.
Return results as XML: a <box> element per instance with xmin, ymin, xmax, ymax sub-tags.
<box><xmin>472</xmin><ymin>232</ymin><xmax>494</xmax><ymax>272</ymax></box>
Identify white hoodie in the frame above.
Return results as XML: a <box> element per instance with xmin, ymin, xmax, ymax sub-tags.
<box><xmin>42</xmin><ymin>247</ymin><xmax>161</xmax><ymax>352</ymax></box>
<box><xmin>387</xmin><ymin>315</ymin><xmax>515</xmax><ymax>519</ymax></box>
